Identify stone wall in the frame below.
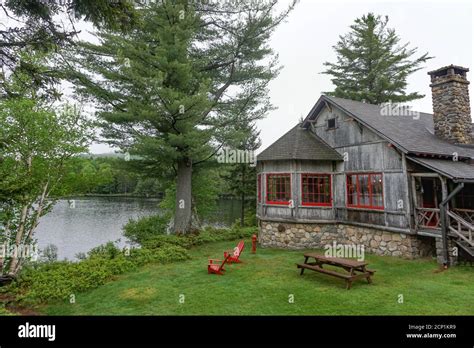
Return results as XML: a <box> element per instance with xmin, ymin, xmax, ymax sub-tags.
<box><xmin>259</xmin><ymin>220</ymin><xmax>435</xmax><ymax>259</ymax></box>
<box><xmin>429</xmin><ymin>69</ymin><xmax>472</xmax><ymax>144</ymax></box>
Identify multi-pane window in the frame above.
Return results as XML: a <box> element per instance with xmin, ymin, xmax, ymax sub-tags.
<box><xmin>301</xmin><ymin>174</ymin><xmax>332</xmax><ymax>206</ymax></box>
<box><xmin>266</xmin><ymin>174</ymin><xmax>291</xmax><ymax>205</ymax></box>
<box><xmin>347</xmin><ymin>173</ymin><xmax>384</xmax><ymax>209</ymax></box>
<box><xmin>257</xmin><ymin>174</ymin><xmax>262</xmax><ymax>203</ymax></box>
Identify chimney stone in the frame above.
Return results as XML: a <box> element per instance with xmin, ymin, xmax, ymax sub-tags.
<box><xmin>428</xmin><ymin>65</ymin><xmax>472</xmax><ymax>144</ymax></box>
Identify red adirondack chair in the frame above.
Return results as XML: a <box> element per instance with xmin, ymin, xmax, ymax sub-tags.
<box><xmin>208</xmin><ymin>254</ymin><xmax>230</xmax><ymax>275</ymax></box>
<box><xmin>224</xmin><ymin>240</ymin><xmax>245</xmax><ymax>264</ymax></box>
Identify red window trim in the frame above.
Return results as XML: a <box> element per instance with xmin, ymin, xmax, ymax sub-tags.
<box><xmin>346</xmin><ymin>172</ymin><xmax>384</xmax><ymax>210</ymax></box>
<box><xmin>266</xmin><ymin>173</ymin><xmax>291</xmax><ymax>205</ymax></box>
<box><xmin>257</xmin><ymin>174</ymin><xmax>262</xmax><ymax>203</ymax></box>
<box><xmin>301</xmin><ymin>173</ymin><xmax>332</xmax><ymax>207</ymax></box>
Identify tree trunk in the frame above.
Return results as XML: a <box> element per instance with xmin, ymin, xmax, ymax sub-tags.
<box><xmin>25</xmin><ymin>182</ymin><xmax>49</xmax><ymax>244</ymax></box>
<box><xmin>174</xmin><ymin>158</ymin><xmax>193</xmax><ymax>234</ymax></box>
<box><xmin>7</xmin><ymin>182</ymin><xmax>49</xmax><ymax>277</ymax></box>
<box><xmin>8</xmin><ymin>203</ymin><xmax>30</xmax><ymax>276</ymax></box>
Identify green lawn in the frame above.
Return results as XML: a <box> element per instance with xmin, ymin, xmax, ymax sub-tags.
<box><xmin>44</xmin><ymin>238</ymin><xmax>474</xmax><ymax>315</ymax></box>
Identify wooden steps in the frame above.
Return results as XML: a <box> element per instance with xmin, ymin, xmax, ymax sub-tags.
<box><xmin>447</xmin><ymin>210</ymin><xmax>474</xmax><ymax>258</ymax></box>
<box><xmin>455</xmin><ymin>240</ymin><xmax>474</xmax><ymax>258</ymax></box>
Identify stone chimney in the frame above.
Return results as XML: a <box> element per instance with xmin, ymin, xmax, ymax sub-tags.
<box><xmin>428</xmin><ymin>65</ymin><xmax>472</xmax><ymax>144</ymax></box>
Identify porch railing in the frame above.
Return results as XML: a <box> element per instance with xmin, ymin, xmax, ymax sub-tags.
<box><xmin>416</xmin><ymin>207</ymin><xmax>440</xmax><ymax>229</ymax></box>
<box><xmin>447</xmin><ymin>210</ymin><xmax>474</xmax><ymax>247</ymax></box>
<box><xmin>452</xmin><ymin>208</ymin><xmax>474</xmax><ymax>226</ymax></box>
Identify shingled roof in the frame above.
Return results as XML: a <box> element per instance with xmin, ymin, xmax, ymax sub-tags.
<box><xmin>257</xmin><ymin>124</ymin><xmax>342</xmax><ymax>161</ymax></box>
<box><xmin>302</xmin><ymin>95</ymin><xmax>474</xmax><ymax>159</ymax></box>
<box><xmin>407</xmin><ymin>157</ymin><xmax>474</xmax><ymax>182</ymax></box>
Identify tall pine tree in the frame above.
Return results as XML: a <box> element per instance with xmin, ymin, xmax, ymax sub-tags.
<box><xmin>66</xmin><ymin>1</ymin><xmax>296</xmax><ymax>233</ymax></box>
<box><xmin>323</xmin><ymin>13</ymin><xmax>433</xmax><ymax>104</ymax></box>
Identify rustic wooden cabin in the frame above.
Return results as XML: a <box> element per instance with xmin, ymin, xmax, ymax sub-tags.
<box><xmin>256</xmin><ymin>65</ymin><xmax>474</xmax><ymax>265</ymax></box>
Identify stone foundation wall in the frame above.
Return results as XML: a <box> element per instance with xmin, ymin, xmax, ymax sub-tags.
<box><xmin>259</xmin><ymin>221</ymin><xmax>435</xmax><ymax>259</ymax></box>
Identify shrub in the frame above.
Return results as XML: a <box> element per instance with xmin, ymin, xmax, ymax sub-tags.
<box><xmin>9</xmin><ymin>243</ymin><xmax>190</xmax><ymax>304</ymax></box>
<box><xmin>123</xmin><ymin>214</ymin><xmax>168</xmax><ymax>244</ymax></box>
<box><xmin>141</xmin><ymin>235</ymin><xmax>193</xmax><ymax>250</ymax></box>
<box><xmin>141</xmin><ymin>226</ymin><xmax>256</xmax><ymax>249</ymax></box>
<box><xmin>87</xmin><ymin>241</ymin><xmax>123</xmax><ymax>259</ymax></box>
<box><xmin>130</xmin><ymin>245</ymin><xmax>189</xmax><ymax>265</ymax></box>
<box><xmin>189</xmin><ymin>226</ymin><xmax>256</xmax><ymax>245</ymax></box>
<box><xmin>12</xmin><ymin>256</ymin><xmax>134</xmax><ymax>304</ymax></box>
<box><xmin>244</xmin><ymin>210</ymin><xmax>258</xmax><ymax>227</ymax></box>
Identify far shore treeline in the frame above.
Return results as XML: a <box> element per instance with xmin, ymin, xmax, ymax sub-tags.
<box><xmin>54</xmin><ymin>154</ymin><xmax>256</xmax><ymax>203</ymax></box>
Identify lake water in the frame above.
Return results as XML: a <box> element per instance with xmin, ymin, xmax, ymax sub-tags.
<box><xmin>35</xmin><ymin>197</ymin><xmax>242</xmax><ymax>260</ymax></box>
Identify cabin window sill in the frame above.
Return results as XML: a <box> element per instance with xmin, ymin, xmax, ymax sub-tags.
<box><xmin>345</xmin><ymin>206</ymin><xmax>385</xmax><ymax>212</ymax></box>
<box><xmin>264</xmin><ymin>203</ymin><xmax>291</xmax><ymax>207</ymax></box>
<box><xmin>298</xmin><ymin>205</ymin><xmax>333</xmax><ymax>209</ymax></box>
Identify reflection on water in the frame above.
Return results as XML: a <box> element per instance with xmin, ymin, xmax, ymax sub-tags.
<box><xmin>35</xmin><ymin>197</ymin><xmax>159</xmax><ymax>261</ymax></box>
<box><xmin>35</xmin><ymin>197</ymin><xmax>242</xmax><ymax>260</ymax></box>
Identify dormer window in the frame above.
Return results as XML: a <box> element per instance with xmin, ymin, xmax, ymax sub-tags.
<box><xmin>327</xmin><ymin>118</ymin><xmax>336</xmax><ymax>130</ymax></box>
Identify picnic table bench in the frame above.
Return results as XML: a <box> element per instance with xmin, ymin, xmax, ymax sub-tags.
<box><xmin>297</xmin><ymin>253</ymin><xmax>375</xmax><ymax>289</ymax></box>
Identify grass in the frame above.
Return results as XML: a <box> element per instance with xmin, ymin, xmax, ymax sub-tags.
<box><xmin>43</xmin><ymin>238</ymin><xmax>474</xmax><ymax>315</ymax></box>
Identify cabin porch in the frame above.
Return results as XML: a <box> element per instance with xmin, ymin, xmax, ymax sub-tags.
<box><xmin>412</xmin><ymin>175</ymin><xmax>474</xmax><ymax>231</ymax></box>
<box><xmin>410</xmin><ymin>173</ymin><xmax>474</xmax><ymax>264</ymax></box>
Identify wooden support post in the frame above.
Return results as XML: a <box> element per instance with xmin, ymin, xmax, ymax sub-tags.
<box><xmin>402</xmin><ymin>154</ymin><xmax>413</xmax><ymax>229</ymax></box>
<box><xmin>411</xmin><ymin>176</ymin><xmax>419</xmax><ymax>231</ymax></box>
<box><xmin>440</xmin><ymin>176</ymin><xmax>448</xmax><ymax>208</ymax></box>
<box><xmin>440</xmin><ymin>183</ymin><xmax>464</xmax><ymax>266</ymax></box>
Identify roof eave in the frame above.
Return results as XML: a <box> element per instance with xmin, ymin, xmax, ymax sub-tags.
<box><xmin>407</xmin><ymin>156</ymin><xmax>474</xmax><ymax>181</ymax></box>
<box><xmin>453</xmin><ymin>178</ymin><xmax>474</xmax><ymax>183</ymax></box>
<box><xmin>407</xmin><ymin>151</ymin><xmax>471</xmax><ymax>161</ymax></box>
<box><xmin>407</xmin><ymin>156</ymin><xmax>454</xmax><ymax>179</ymax></box>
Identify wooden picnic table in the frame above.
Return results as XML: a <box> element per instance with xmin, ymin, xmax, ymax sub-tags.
<box><xmin>296</xmin><ymin>253</ymin><xmax>375</xmax><ymax>290</ymax></box>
